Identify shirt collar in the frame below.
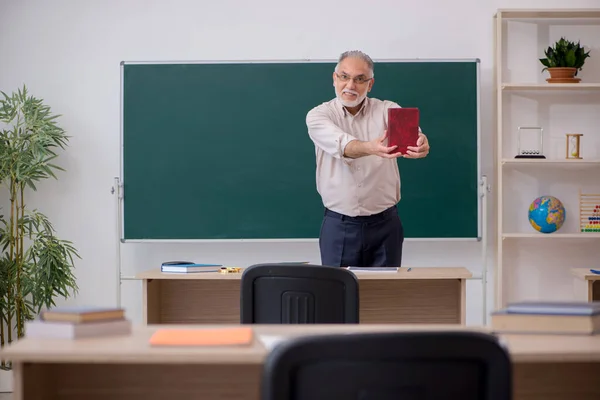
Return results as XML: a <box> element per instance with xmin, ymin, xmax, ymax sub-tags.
<box><xmin>335</xmin><ymin>96</ymin><xmax>370</xmax><ymax>117</ymax></box>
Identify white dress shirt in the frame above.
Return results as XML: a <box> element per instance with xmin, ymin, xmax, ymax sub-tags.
<box><xmin>306</xmin><ymin>96</ymin><xmax>402</xmax><ymax>217</ymax></box>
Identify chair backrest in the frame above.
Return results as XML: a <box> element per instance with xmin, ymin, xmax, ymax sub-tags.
<box><xmin>240</xmin><ymin>263</ymin><xmax>359</xmax><ymax>324</ymax></box>
<box><xmin>261</xmin><ymin>330</ymin><xmax>512</xmax><ymax>400</ymax></box>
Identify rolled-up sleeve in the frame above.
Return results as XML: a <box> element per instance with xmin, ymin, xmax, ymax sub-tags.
<box><xmin>306</xmin><ymin>107</ymin><xmax>357</xmax><ymax>160</ymax></box>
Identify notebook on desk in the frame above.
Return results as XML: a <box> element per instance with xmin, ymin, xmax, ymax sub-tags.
<box><xmin>344</xmin><ymin>267</ymin><xmax>399</xmax><ymax>273</ymax></box>
<box><xmin>149</xmin><ymin>327</ymin><xmax>254</xmax><ymax>347</ymax></box>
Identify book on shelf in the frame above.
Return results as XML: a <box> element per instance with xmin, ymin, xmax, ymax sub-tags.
<box><xmin>491</xmin><ymin>301</ymin><xmax>600</xmax><ymax>335</ymax></box>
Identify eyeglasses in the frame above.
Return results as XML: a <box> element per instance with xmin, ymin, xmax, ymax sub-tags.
<box><xmin>335</xmin><ymin>72</ymin><xmax>373</xmax><ymax>85</ymax></box>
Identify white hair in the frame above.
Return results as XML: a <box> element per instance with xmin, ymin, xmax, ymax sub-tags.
<box><xmin>335</xmin><ymin>50</ymin><xmax>374</xmax><ymax>77</ymax></box>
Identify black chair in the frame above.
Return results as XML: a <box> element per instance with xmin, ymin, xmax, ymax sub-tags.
<box><xmin>240</xmin><ymin>263</ymin><xmax>359</xmax><ymax>324</ymax></box>
<box><xmin>261</xmin><ymin>330</ymin><xmax>512</xmax><ymax>400</ymax></box>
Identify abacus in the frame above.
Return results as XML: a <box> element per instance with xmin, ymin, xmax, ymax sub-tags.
<box><xmin>580</xmin><ymin>190</ymin><xmax>600</xmax><ymax>233</ymax></box>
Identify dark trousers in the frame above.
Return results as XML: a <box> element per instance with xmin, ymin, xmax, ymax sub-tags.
<box><xmin>319</xmin><ymin>205</ymin><xmax>404</xmax><ymax>268</ymax></box>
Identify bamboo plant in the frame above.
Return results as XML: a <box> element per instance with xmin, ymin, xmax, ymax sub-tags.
<box><xmin>0</xmin><ymin>86</ymin><xmax>79</xmax><ymax>370</ymax></box>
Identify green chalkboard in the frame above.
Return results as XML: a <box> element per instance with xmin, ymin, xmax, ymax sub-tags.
<box><xmin>121</xmin><ymin>60</ymin><xmax>480</xmax><ymax>240</ymax></box>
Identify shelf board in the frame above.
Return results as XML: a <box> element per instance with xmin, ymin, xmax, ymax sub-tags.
<box><xmin>502</xmin><ymin>159</ymin><xmax>600</xmax><ymax>167</ymax></box>
<box><xmin>502</xmin><ymin>83</ymin><xmax>600</xmax><ymax>90</ymax></box>
<box><xmin>503</xmin><ymin>233</ymin><xmax>600</xmax><ymax>239</ymax></box>
<box><xmin>496</xmin><ymin>9</ymin><xmax>600</xmax><ymax>19</ymax></box>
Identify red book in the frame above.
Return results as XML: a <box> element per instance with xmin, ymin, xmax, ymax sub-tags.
<box><xmin>387</xmin><ymin>107</ymin><xmax>420</xmax><ymax>155</ymax></box>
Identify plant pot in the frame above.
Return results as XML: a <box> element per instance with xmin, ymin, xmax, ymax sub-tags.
<box><xmin>0</xmin><ymin>369</ymin><xmax>13</xmax><ymax>392</ymax></box>
<box><xmin>546</xmin><ymin>67</ymin><xmax>580</xmax><ymax>83</ymax></box>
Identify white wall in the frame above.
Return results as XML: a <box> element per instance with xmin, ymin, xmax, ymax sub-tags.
<box><xmin>0</xmin><ymin>0</ymin><xmax>598</xmax><ymax>332</ymax></box>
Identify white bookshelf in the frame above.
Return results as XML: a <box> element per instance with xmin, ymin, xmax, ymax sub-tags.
<box><xmin>501</xmin><ymin>159</ymin><xmax>600</xmax><ymax>168</ymax></box>
<box><xmin>496</xmin><ymin>10</ymin><xmax>600</xmax><ymax>19</ymax></box>
<box><xmin>502</xmin><ymin>233</ymin><xmax>600</xmax><ymax>239</ymax></box>
<box><xmin>494</xmin><ymin>9</ymin><xmax>600</xmax><ymax>308</ymax></box>
<box><xmin>502</xmin><ymin>83</ymin><xmax>600</xmax><ymax>90</ymax></box>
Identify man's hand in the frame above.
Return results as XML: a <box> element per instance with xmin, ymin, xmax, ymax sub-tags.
<box><xmin>368</xmin><ymin>131</ymin><xmax>403</xmax><ymax>159</ymax></box>
<box><xmin>344</xmin><ymin>130</ymin><xmax>403</xmax><ymax>159</ymax></box>
<box><xmin>404</xmin><ymin>132</ymin><xmax>430</xmax><ymax>159</ymax></box>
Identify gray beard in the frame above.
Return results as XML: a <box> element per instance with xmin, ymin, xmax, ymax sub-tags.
<box><xmin>336</xmin><ymin>89</ymin><xmax>366</xmax><ymax>108</ymax></box>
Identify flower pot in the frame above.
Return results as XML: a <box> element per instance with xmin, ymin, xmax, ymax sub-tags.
<box><xmin>546</xmin><ymin>67</ymin><xmax>580</xmax><ymax>83</ymax></box>
<box><xmin>0</xmin><ymin>370</ymin><xmax>13</xmax><ymax>392</ymax></box>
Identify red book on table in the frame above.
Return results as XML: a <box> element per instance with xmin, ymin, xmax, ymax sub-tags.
<box><xmin>387</xmin><ymin>107</ymin><xmax>420</xmax><ymax>155</ymax></box>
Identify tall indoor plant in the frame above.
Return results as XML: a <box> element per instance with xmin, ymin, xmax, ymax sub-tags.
<box><xmin>0</xmin><ymin>85</ymin><xmax>79</xmax><ymax>370</ymax></box>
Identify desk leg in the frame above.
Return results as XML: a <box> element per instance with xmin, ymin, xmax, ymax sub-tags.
<box><xmin>12</xmin><ymin>362</ymin><xmax>23</xmax><ymax>400</ymax></box>
<box><xmin>142</xmin><ymin>279</ymin><xmax>161</xmax><ymax>324</ymax></box>
<box><xmin>573</xmin><ymin>278</ymin><xmax>599</xmax><ymax>302</ymax></box>
<box><xmin>460</xmin><ymin>279</ymin><xmax>466</xmax><ymax>325</ymax></box>
<box><xmin>14</xmin><ymin>362</ymin><xmax>56</xmax><ymax>399</ymax></box>
<box><xmin>592</xmin><ymin>280</ymin><xmax>600</xmax><ymax>301</ymax></box>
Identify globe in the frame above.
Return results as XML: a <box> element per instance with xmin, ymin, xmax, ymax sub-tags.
<box><xmin>528</xmin><ymin>195</ymin><xmax>566</xmax><ymax>234</ymax></box>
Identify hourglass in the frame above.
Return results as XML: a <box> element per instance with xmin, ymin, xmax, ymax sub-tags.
<box><xmin>565</xmin><ymin>133</ymin><xmax>583</xmax><ymax>159</ymax></box>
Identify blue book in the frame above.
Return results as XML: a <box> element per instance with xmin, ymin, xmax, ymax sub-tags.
<box><xmin>161</xmin><ymin>261</ymin><xmax>222</xmax><ymax>273</ymax></box>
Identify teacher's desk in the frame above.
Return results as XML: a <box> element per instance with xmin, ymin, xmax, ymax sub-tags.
<box><xmin>137</xmin><ymin>267</ymin><xmax>472</xmax><ymax>325</ymax></box>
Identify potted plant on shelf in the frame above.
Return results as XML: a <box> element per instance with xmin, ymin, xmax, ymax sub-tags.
<box><xmin>0</xmin><ymin>85</ymin><xmax>80</xmax><ymax>370</ymax></box>
<box><xmin>539</xmin><ymin>37</ymin><xmax>591</xmax><ymax>83</ymax></box>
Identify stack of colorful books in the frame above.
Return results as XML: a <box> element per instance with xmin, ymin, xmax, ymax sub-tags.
<box><xmin>25</xmin><ymin>306</ymin><xmax>132</xmax><ymax>339</ymax></box>
<box><xmin>491</xmin><ymin>301</ymin><xmax>600</xmax><ymax>335</ymax></box>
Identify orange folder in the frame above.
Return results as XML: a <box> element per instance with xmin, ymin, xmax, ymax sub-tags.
<box><xmin>149</xmin><ymin>327</ymin><xmax>254</xmax><ymax>346</ymax></box>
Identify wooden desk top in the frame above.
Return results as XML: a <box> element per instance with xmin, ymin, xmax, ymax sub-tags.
<box><xmin>2</xmin><ymin>324</ymin><xmax>599</xmax><ymax>364</ymax></box>
<box><xmin>571</xmin><ymin>268</ymin><xmax>600</xmax><ymax>281</ymax></box>
<box><xmin>136</xmin><ymin>267</ymin><xmax>473</xmax><ymax>281</ymax></box>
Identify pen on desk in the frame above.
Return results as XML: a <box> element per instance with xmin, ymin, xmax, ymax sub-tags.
<box><xmin>407</xmin><ymin>267</ymin><xmax>412</xmax><ymax>272</ymax></box>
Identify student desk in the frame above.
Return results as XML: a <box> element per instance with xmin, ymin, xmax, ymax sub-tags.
<box><xmin>571</xmin><ymin>268</ymin><xmax>600</xmax><ymax>301</ymax></box>
<box><xmin>2</xmin><ymin>324</ymin><xmax>600</xmax><ymax>400</ymax></box>
<box><xmin>136</xmin><ymin>267</ymin><xmax>471</xmax><ymax>325</ymax></box>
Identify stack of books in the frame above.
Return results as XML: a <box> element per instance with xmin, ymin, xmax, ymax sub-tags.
<box><xmin>25</xmin><ymin>306</ymin><xmax>132</xmax><ymax>339</ymax></box>
<box><xmin>160</xmin><ymin>261</ymin><xmax>222</xmax><ymax>273</ymax></box>
<box><xmin>491</xmin><ymin>301</ymin><xmax>600</xmax><ymax>335</ymax></box>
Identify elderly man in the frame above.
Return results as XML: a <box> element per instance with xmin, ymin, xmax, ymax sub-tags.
<box><xmin>306</xmin><ymin>50</ymin><xmax>430</xmax><ymax>268</ymax></box>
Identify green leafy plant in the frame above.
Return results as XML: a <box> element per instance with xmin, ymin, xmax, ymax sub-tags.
<box><xmin>539</xmin><ymin>37</ymin><xmax>591</xmax><ymax>75</ymax></box>
<box><xmin>0</xmin><ymin>85</ymin><xmax>80</xmax><ymax>370</ymax></box>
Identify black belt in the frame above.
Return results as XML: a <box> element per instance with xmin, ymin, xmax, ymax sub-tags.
<box><xmin>324</xmin><ymin>205</ymin><xmax>397</xmax><ymax>222</ymax></box>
